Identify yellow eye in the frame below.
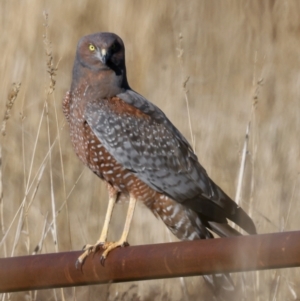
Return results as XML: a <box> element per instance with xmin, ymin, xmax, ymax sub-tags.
<box><xmin>89</xmin><ymin>44</ymin><xmax>95</xmax><ymax>51</ymax></box>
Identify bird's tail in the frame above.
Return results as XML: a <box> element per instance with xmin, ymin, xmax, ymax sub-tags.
<box><xmin>184</xmin><ymin>179</ymin><xmax>256</xmax><ymax>235</ymax></box>
<box><xmin>209</xmin><ymin>179</ymin><xmax>257</xmax><ymax>234</ymax></box>
<box><xmin>189</xmin><ymin>180</ymin><xmax>256</xmax><ymax>299</ymax></box>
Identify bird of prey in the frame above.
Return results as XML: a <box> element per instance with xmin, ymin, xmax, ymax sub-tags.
<box><xmin>63</xmin><ymin>32</ymin><xmax>256</xmax><ymax>290</ymax></box>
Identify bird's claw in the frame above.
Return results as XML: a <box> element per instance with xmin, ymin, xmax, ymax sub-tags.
<box><xmin>75</xmin><ymin>241</ymin><xmax>105</xmax><ymax>269</ymax></box>
<box><xmin>75</xmin><ymin>258</ymin><xmax>84</xmax><ymax>270</ymax></box>
<box><xmin>76</xmin><ymin>240</ymin><xmax>130</xmax><ymax>268</ymax></box>
<box><xmin>75</xmin><ymin>241</ymin><xmax>129</xmax><ymax>270</ymax></box>
<box><xmin>100</xmin><ymin>240</ymin><xmax>130</xmax><ymax>266</ymax></box>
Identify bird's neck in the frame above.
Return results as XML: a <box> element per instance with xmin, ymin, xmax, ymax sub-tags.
<box><xmin>71</xmin><ymin>64</ymin><xmax>129</xmax><ymax>99</ymax></box>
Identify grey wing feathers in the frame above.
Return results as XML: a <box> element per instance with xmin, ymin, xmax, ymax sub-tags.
<box><xmin>85</xmin><ymin>89</ymin><xmax>212</xmax><ymax>202</ymax></box>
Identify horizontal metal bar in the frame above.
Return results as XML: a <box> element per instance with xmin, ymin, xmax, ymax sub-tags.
<box><xmin>1</xmin><ymin>231</ymin><xmax>300</xmax><ymax>293</ymax></box>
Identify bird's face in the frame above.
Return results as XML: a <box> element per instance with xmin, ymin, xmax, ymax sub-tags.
<box><xmin>71</xmin><ymin>32</ymin><xmax>129</xmax><ymax>96</ymax></box>
<box><xmin>76</xmin><ymin>32</ymin><xmax>126</xmax><ymax>75</ymax></box>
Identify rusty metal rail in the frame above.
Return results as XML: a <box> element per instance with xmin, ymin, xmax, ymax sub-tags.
<box><xmin>1</xmin><ymin>231</ymin><xmax>300</xmax><ymax>293</ymax></box>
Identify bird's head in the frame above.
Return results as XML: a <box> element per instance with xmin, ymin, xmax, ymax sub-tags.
<box><xmin>72</xmin><ymin>32</ymin><xmax>129</xmax><ymax>93</ymax></box>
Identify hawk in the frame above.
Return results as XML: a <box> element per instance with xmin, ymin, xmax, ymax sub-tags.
<box><xmin>63</xmin><ymin>32</ymin><xmax>256</xmax><ymax>290</ymax></box>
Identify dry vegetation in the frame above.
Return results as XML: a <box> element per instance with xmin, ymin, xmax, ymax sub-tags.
<box><xmin>1</xmin><ymin>1</ymin><xmax>300</xmax><ymax>300</ymax></box>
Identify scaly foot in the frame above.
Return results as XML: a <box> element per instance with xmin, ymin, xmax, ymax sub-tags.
<box><xmin>100</xmin><ymin>240</ymin><xmax>129</xmax><ymax>266</ymax></box>
<box><xmin>75</xmin><ymin>240</ymin><xmax>129</xmax><ymax>268</ymax></box>
<box><xmin>75</xmin><ymin>241</ymin><xmax>104</xmax><ymax>269</ymax></box>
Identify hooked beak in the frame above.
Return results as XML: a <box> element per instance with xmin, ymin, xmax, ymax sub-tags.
<box><xmin>98</xmin><ymin>48</ymin><xmax>109</xmax><ymax>64</ymax></box>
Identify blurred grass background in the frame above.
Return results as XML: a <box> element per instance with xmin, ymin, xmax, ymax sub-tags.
<box><xmin>1</xmin><ymin>0</ymin><xmax>300</xmax><ymax>300</ymax></box>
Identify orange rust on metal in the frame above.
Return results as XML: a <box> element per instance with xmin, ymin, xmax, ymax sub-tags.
<box><xmin>1</xmin><ymin>231</ymin><xmax>300</xmax><ymax>293</ymax></box>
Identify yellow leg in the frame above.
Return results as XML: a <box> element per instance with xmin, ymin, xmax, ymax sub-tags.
<box><xmin>76</xmin><ymin>190</ymin><xmax>117</xmax><ymax>267</ymax></box>
<box><xmin>100</xmin><ymin>195</ymin><xmax>137</xmax><ymax>263</ymax></box>
<box><xmin>97</xmin><ymin>191</ymin><xmax>116</xmax><ymax>243</ymax></box>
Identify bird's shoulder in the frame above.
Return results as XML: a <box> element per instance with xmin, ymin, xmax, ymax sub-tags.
<box><xmin>116</xmin><ymin>89</ymin><xmax>195</xmax><ymax>152</ymax></box>
<box><xmin>98</xmin><ymin>94</ymin><xmax>152</xmax><ymax>120</ymax></box>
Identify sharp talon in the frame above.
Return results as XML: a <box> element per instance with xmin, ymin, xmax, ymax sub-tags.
<box><xmin>77</xmin><ymin>240</ymin><xmax>129</xmax><ymax>267</ymax></box>
<box><xmin>76</xmin><ymin>241</ymin><xmax>106</xmax><ymax>267</ymax></box>
<box><xmin>100</xmin><ymin>255</ymin><xmax>106</xmax><ymax>266</ymax></box>
<box><xmin>75</xmin><ymin>257</ymin><xmax>85</xmax><ymax>270</ymax></box>
<box><xmin>122</xmin><ymin>241</ymin><xmax>130</xmax><ymax>247</ymax></box>
<box><xmin>91</xmin><ymin>245</ymin><xmax>101</xmax><ymax>258</ymax></box>
<box><xmin>75</xmin><ymin>259</ymin><xmax>81</xmax><ymax>270</ymax></box>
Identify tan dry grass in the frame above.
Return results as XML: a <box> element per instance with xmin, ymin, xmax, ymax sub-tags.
<box><xmin>1</xmin><ymin>1</ymin><xmax>300</xmax><ymax>300</ymax></box>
